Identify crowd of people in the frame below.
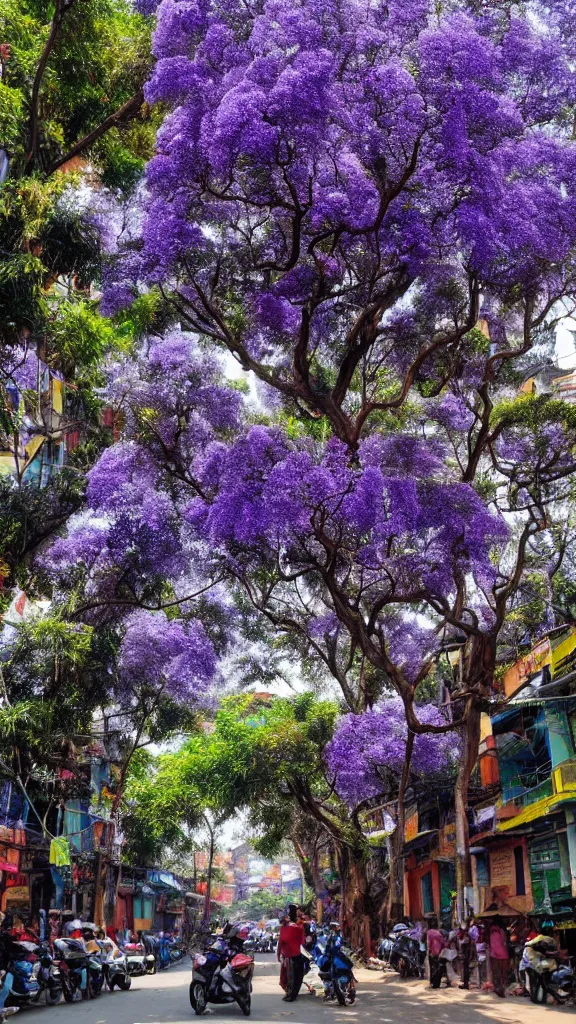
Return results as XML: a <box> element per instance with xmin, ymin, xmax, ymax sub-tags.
<box><xmin>398</xmin><ymin>914</ymin><xmax>561</xmax><ymax>998</ymax></box>
<box><xmin>269</xmin><ymin>905</ymin><xmax>563</xmax><ymax>1004</ymax></box>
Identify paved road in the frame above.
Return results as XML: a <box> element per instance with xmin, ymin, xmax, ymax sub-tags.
<box><xmin>8</xmin><ymin>954</ymin><xmax>573</xmax><ymax>1024</ymax></box>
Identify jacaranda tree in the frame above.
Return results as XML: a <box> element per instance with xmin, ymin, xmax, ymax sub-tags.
<box><xmin>55</xmin><ymin>0</ymin><xmax>576</xmax><ymax>920</ymax></box>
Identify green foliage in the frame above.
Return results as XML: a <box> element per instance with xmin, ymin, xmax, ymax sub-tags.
<box><xmin>0</xmin><ymin>80</ymin><xmax>24</xmax><ymax>149</ymax></box>
<box><xmin>0</xmin><ymin>176</ymin><xmax>100</xmax><ymax>343</ymax></box>
<box><xmin>228</xmin><ymin>889</ymin><xmax>287</xmax><ymax>922</ymax></box>
<box><xmin>491</xmin><ymin>393</ymin><xmax>576</xmax><ymax>433</ymax></box>
<box><xmin>0</xmin><ymin>472</ymin><xmax>85</xmax><ymax>588</ymax></box>
<box><xmin>0</xmin><ymin>0</ymin><xmax>151</xmax><ymax>174</ymax></box>
<box><xmin>49</xmin><ymin>301</ymin><xmax>116</xmax><ymax>370</ymax></box>
<box><xmin>121</xmin><ymin>693</ymin><xmax>368</xmax><ymax>868</ymax></box>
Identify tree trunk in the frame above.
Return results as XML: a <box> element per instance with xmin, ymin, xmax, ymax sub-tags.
<box><xmin>454</xmin><ymin>700</ymin><xmax>481</xmax><ymax>922</ymax></box>
<box><xmin>453</xmin><ymin>635</ymin><xmax>495</xmax><ymax>922</ymax></box>
<box><xmin>292</xmin><ymin>838</ymin><xmax>316</xmax><ymax>892</ymax></box>
<box><xmin>338</xmin><ymin>845</ymin><xmax>371</xmax><ymax>955</ymax></box>
<box><xmin>386</xmin><ymin>730</ymin><xmax>414</xmax><ymax>924</ymax></box>
<box><xmin>203</xmin><ymin>823</ymin><xmax>215</xmax><ymax>925</ymax></box>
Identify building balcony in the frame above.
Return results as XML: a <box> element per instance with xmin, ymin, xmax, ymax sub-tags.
<box><xmin>497</xmin><ymin>758</ymin><xmax>576</xmax><ymax>832</ymax></box>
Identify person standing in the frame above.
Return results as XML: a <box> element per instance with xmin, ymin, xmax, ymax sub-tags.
<box><xmin>427</xmin><ymin>917</ymin><xmax>448</xmax><ymax>988</ymax></box>
<box><xmin>278</xmin><ymin>906</ymin><xmax>306</xmax><ymax>1002</ymax></box>
<box><xmin>456</xmin><ymin>923</ymin><xmax>472</xmax><ymax>989</ymax></box>
<box><xmin>488</xmin><ymin>916</ymin><xmax>509</xmax><ymax>997</ymax></box>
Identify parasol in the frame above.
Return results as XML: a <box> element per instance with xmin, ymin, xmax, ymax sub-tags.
<box><xmin>477</xmin><ymin>903</ymin><xmax>524</xmax><ymax>918</ymax></box>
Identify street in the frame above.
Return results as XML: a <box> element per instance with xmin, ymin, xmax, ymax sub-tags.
<box><xmin>9</xmin><ymin>956</ymin><xmax>576</xmax><ymax>1024</ymax></box>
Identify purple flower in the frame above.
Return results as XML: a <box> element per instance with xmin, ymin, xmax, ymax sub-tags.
<box><xmin>119</xmin><ymin>609</ymin><xmax>216</xmax><ymax>703</ymax></box>
<box><xmin>325</xmin><ymin>698</ymin><xmax>457</xmax><ymax>806</ymax></box>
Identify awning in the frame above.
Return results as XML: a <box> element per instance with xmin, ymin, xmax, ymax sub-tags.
<box><xmin>0</xmin><ymin>861</ymin><xmax>19</xmax><ymax>873</ymax></box>
<box><xmin>403</xmin><ymin>829</ymin><xmax>438</xmax><ymax>853</ymax></box>
<box><xmin>497</xmin><ymin>793</ymin><xmax>574</xmax><ymax>831</ymax></box>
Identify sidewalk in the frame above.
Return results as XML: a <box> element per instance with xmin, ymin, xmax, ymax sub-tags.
<box><xmin>356</xmin><ymin>969</ymin><xmax>576</xmax><ymax>1023</ymax></box>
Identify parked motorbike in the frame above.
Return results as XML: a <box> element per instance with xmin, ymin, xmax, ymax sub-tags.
<box><xmin>0</xmin><ymin>936</ymin><xmax>42</xmax><ymax>1009</ymax></box>
<box><xmin>53</xmin><ymin>938</ymin><xmax>104</xmax><ymax>1001</ymax></box>
<box><xmin>37</xmin><ymin>944</ymin><xmax>62</xmax><ymax>1005</ymax></box>
<box><xmin>97</xmin><ymin>939</ymin><xmax>132</xmax><ymax>991</ymax></box>
<box><xmin>520</xmin><ymin>936</ymin><xmax>576</xmax><ymax>1004</ymax></box>
<box><xmin>0</xmin><ymin>934</ymin><xmax>60</xmax><ymax>1008</ymax></box>
<box><xmin>377</xmin><ymin>936</ymin><xmax>394</xmax><ymax>966</ymax></box>
<box><xmin>190</xmin><ymin>934</ymin><xmax>254</xmax><ymax>1016</ymax></box>
<box><xmin>124</xmin><ymin>941</ymin><xmax>156</xmax><ymax>977</ymax></box>
<box><xmin>313</xmin><ymin>935</ymin><xmax>356</xmax><ymax>1005</ymax></box>
<box><xmin>390</xmin><ymin>934</ymin><xmax>424</xmax><ymax>979</ymax></box>
<box><xmin>169</xmin><ymin>940</ymin><xmax>186</xmax><ymax>964</ymax></box>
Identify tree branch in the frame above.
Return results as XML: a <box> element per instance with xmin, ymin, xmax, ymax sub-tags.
<box><xmin>47</xmin><ymin>89</ymin><xmax>145</xmax><ymax>175</ymax></box>
<box><xmin>26</xmin><ymin>0</ymin><xmax>79</xmax><ymax>173</ymax></box>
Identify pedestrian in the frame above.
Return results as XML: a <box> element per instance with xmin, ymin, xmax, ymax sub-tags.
<box><xmin>456</xmin><ymin>923</ymin><xmax>472</xmax><ymax>989</ymax></box>
<box><xmin>488</xmin><ymin>915</ymin><xmax>509</xmax><ymax>997</ymax></box>
<box><xmin>427</xmin><ymin>916</ymin><xmax>449</xmax><ymax>988</ymax></box>
<box><xmin>278</xmin><ymin>905</ymin><xmax>306</xmax><ymax>1003</ymax></box>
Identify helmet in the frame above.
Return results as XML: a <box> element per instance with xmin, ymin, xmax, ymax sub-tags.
<box><xmin>329</xmin><ymin>922</ymin><xmax>341</xmax><ymax>931</ymax></box>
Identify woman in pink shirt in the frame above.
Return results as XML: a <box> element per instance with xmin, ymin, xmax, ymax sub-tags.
<box><xmin>488</xmin><ymin>917</ymin><xmax>509</xmax><ymax>997</ymax></box>
<box><xmin>427</xmin><ymin>918</ymin><xmax>449</xmax><ymax>988</ymax></box>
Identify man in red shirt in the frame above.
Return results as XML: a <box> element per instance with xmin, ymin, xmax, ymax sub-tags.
<box><xmin>278</xmin><ymin>906</ymin><xmax>305</xmax><ymax>1002</ymax></box>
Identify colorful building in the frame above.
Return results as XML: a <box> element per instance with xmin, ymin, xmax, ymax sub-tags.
<box><xmin>403</xmin><ymin>624</ymin><xmax>576</xmax><ymax>944</ymax></box>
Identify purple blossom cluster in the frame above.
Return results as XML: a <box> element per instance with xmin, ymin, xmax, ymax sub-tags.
<box><xmin>104</xmin><ymin>0</ymin><xmax>576</xmax><ymax>392</ymax></box>
<box><xmin>3</xmin><ymin>345</ymin><xmax>40</xmax><ymax>392</ymax></box>
<box><xmin>325</xmin><ymin>698</ymin><xmax>457</xmax><ymax>806</ymax></box>
<box><xmin>134</xmin><ymin>0</ymin><xmax>160</xmax><ymax>13</ymax></box>
<box><xmin>118</xmin><ymin>609</ymin><xmax>216</xmax><ymax>703</ymax></box>
<box><xmin>187</xmin><ymin>427</ymin><xmax>507</xmax><ymax>609</ymax></box>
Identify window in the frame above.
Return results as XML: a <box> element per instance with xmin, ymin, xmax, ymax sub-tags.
<box><xmin>475</xmin><ymin>852</ymin><xmax>489</xmax><ymax>888</ymax></box>
<box><xmin>421</xmin><ymin>872</ymin><xmax>434</xmax><ymax>915</ymax></box>
<box><xmin>419</xmin><ymin>804</ymin><xmax>440</xmax><ymax>832</ymax></box>
<box><xmin>514</xmin><ymin>846</ymin><xmax>526</xmax><ymax>895</ymax></box>
<box><xmin>133</xmin><ymin>896</ymin><xmax>153</xmax><ymax>920</ymax></box>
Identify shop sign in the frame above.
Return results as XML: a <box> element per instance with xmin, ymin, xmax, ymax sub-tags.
<box><xmin>439</xmin><ymin>824</ymin><xmax>456</xmax><ymax>856</ymax></box>
<box><xmin>490</xmin><ymin>847</ymin><xmax>515</xmax><ymax>888</ymax></box>
<box><xmin>405</xmin><ymin>806</ymin><xmax>418</xmax><ymax>843</ymax></box>
<box><xmin>5</xmin><ymin>886</ymin><xmax>29</xmax><ymax>904</ymax></box>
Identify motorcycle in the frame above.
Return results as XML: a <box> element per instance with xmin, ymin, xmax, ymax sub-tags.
<box><xmin>390</xmin><ymin>934</ymin><xmax>424</xmax><ymax>979</ymax></box>
<box><xmin>37</xmin><ymin>944</ymin><xmax>62</xmax><ymax>1005</ymax></box>
<box><xmin>313</xmin><ymin>935</ymin><xmax>356</xmax><ymax>1005</ymax></box>
<box><xmin>520</xmin><ymin>936</ymin><xmax>576</xmax><ymax>1004</ymax></box>
<box><xmin>377</xmin><ymin>936</ymin><xmax>394</xmax><ymax>966</ymax></box>
<box><xmin>53</xmin><ymin>937</ymin><xmax>104</xmax><ymax>1001</ymax></box>
<box><xmin>97</xmin><ymin>939</ymin><xmax>132</xmax><ymax>991</ymax></box>
<box><xmin>0</xmin><ymin>934</ymin><xmax>60</xmax><ymax>1008</ymax></box>
<box><xmin>170</xmin><ymin>940</ymin><xmax>186</xmax><ymax>964</ymax></box>
<box><xmin>0</xmin><ymin>936</ymin><xmax>42</xmax><ymax>1009</ymax></box>
<box><xmin>124</xmin><ymin>941</ymin><xmax>156</xmax><ymax>976</ymax></box>
<box><xmin>190</xmin><ymin>934</ymin><xmax>254</xmax><ymax>1017</ymax></box>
